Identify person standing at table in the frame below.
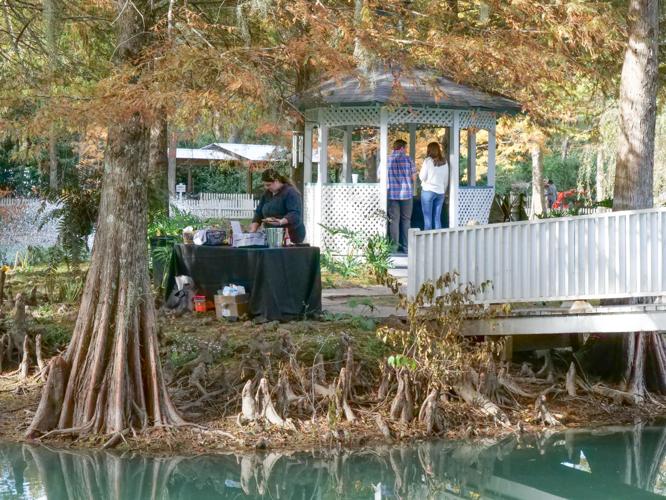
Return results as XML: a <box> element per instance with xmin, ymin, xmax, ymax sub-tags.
<box><xmin>419</xmin><ymin>142</ymin><xmax>449</xmax><ymax>230</ymax></box>
<box><xmin>387</xmin><ymin>139</ymin><xmax>416</xmax><ymax>253</ymax></box>
<box><xmin>249</xmin><ymin>168</ymin><xmax>306</xmax><ymax>244</ymax></box>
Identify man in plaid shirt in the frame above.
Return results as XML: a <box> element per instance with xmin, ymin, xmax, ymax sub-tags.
<box><xmin>387</xmin><ymin>139</ymin><xmax>416</xmax><ymax>253</ymax></box>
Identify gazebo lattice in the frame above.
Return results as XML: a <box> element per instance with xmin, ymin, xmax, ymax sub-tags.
<box><xmin>295</xmin><ymin>69</ymin><xmax>521</xmax><ymax>252</ymax></box>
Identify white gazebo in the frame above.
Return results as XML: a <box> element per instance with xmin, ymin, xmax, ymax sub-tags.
<box><xmin>294</xmin><ymin>68</ymin><xmax>521</xmax><ymax>251</ymax></box>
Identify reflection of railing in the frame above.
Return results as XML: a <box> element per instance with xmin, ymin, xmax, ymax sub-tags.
<box><xmin>409</xmin><ymin>207</ymin><xmax>666</xmax><ymax>302</ymax></box>
<box><xmin>170</xmin><ymin>193</ymin><xmax>257</xmax><ymax>219</ymax></box>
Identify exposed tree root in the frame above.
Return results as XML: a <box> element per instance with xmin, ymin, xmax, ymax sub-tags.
<box><xmin>536</xmin><ymin>350</ymin><xmax>555</xmax><ymax>383</ymax></box>
<box><xmin>418</xmin><ymin>386</ymin><xmax>445</xmax><ymax>435</ymax></box>
<box><xmin>375</xmin><ymin>414</ymin><xmax>393</xmax><ymax>441</ymax></box>
<box><xmin>566</xmin><ymin>362</ymin><xmax>577</xmax><ymax>397</ymax></box>
<box><xmin>255</xmin><ymin>378</ymin><xmax>295</xmax><ymax>430</ymax></box>
<box><xmin>520</xmin><ymin>362</ymin><xmax>535</xmax><ymax>378</ymax></box>
<box><xmin>18</xmin><ymin>335</ymin><xmax>31</xmax><ymax>380</ymax></box>
<box><xmin>534</xmin><ymin>394</ymin><xmax>561</xmax><ymax>426</ymax></box>
<box><xmin>455</xmin><ymin>381</ymin><xmax>510</xmax><ymax>427</ymax></box>
<box><xmin>336</xmin><ymin>367</ymin><xmax>356</xmax><ymax>423</ymax></box>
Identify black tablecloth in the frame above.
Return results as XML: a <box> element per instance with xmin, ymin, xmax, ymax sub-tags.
<box><xmin>166</xmin><ymin>244</ymin><xmax>322</xmax><ymax>321</ymax></box>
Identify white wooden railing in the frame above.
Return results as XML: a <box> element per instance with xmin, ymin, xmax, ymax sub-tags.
<box><xmin>170</xmin><ymin>193</ymin><xmax>258</xmax><ymax>219</ymax></box>
<box><xmin>408</xmin><ymin>208</ymin><xmax>666</xmax><ymax>303</ymax></box>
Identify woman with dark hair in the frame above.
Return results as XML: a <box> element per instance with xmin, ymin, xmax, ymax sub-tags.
<box><xmin>249</xmin><ymin>168</ymin><xmax>306</xmax><ymax>244</ymax></box>
<box><xmin>419</xmin><ymin>142</ymin><xmax>449</xmax><ymax>230</ymax></box>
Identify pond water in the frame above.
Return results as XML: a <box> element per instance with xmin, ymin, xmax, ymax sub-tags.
<box><xmin>1</xmin><ymin>425</ymin><xmax>666</xmax><ymax>499</ymax></box>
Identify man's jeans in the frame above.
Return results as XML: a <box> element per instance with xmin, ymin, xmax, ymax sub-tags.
<box><xmin>421</xmin><ymin>191</ymin><xmax>445</xmax><ymax>230</ymax></box>
<box><xmin>388</xmin><ymin>198</ymin><xmax>413</xmax><ymax>253</ymax></box>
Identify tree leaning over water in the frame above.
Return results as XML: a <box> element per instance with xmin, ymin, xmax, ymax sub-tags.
<box><xmin>27</xmin><ymin>0</ymin><xmax>184</xmax><ymax>436</ymax></box>
<box><xmin>583</xmin><ymin>0</ymin><xmax>663</xmax><ymax>401</ymax></box>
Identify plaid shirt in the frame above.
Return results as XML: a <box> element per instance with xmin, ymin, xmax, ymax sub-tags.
<box><xmin>387</xmin><ymin>149</ymin><xmax>416</xmax><ymax>200</ymax></box>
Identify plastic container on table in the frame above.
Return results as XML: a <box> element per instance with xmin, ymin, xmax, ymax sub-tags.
<box><xmin>193</xmin><ymin>295</ymin><xmax>207</xmax><ymax>312</ymax></box>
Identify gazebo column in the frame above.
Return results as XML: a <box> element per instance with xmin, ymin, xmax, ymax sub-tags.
<box><xmin>379</xmin><ymin>108</ymin><xmax>389</xmax><ymax>214</ymax></box>
<box><xmin>448</xmin><ymin>111</ymin><xmax>460</xmax><ymax>227</ymax></box>
<box><xmin>487</xmin><ymin>122</ymin><xmax>496</xmax><ymax>187</ymax></box>
<box><xmin>467</xmin><ymin>129</ymin><xmax>476</xmax><ymax>186</ymax></box>
<box><xmin>409</xmin><ymin>124</ymin><xmax>417</xmax><ymax>196</ymax></box>
<box><xmin>342</xmin><ymin>125</ymin><xmax>353</xmax><ymax>183</ymax></box>
<box><xmin>318</xmin><ymin>121</ymin><xmax>329</xmax><ymax>184</ymax></box>
<box><xmin>303</xmin><ymin>123</ymin><xmax>313</xmax><ymax>183</ymax></box>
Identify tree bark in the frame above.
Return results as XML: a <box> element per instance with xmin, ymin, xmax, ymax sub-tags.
<box><xmin>29</xmin><ymin>0</ymin><xmax>184</xmax><ymax>436</ymax></box>
<box><xmin>530</xmin><ymin>142</ymin><xmax>546</xmax><ymax>217</ymax></box>
<box><xmin>48</xmin><ymin>127</ymin><xmax>58</xmax><ymax>192</ymax></box>
<box><xmin>149</xmin><ymin>116</ymin><xmax>170</xmax><ymax>213</ymax></box>
<box><xmin>167</xmin><ymin>128</ymin><xmax>177</xmax><ymax>196</ymax></box>
<box><xmin>612</xmin><ymin>0</ymin><xmax>658</xmax><ymax>211</ymax></box>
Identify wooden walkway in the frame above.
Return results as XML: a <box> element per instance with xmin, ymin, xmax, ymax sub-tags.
<box><xmin>462</xmin><ymin>302</ymin><xmax>666</xmax><ymax>336</ymax></box>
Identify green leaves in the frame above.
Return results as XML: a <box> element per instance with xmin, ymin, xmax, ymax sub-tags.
<box><xmin>387</xmin><ymin>354</ymin><xmax>417</xmax><ymax>371</ymax></box>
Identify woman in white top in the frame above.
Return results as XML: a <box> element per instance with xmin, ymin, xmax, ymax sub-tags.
<box><xmin>419</xmin><ymin>142</ymin><xmax>449</xmax><ymax>230</ymax></box>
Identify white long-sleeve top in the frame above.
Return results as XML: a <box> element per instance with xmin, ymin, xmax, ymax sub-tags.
<box><xmin>419</xmin><ymin>157</ymin><xmax>449</xmax><ymax>194</ymax></box>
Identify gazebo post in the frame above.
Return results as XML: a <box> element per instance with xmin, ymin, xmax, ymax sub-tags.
<box><xmin>448</xmin><ymin>111</ymin><xmax>460</xmax><ymax>227</ymax></box>
<box><xmin>487</xmin><ymin>121</ymin><xmax>496</xmax><ymax>187</ymax></box>
<box><xmin>304</xmin><ymin>123</ymin><xmax>313</xmax><ymax>183</ymax></box>
<box><xmin>318</xmin><ymin>110</ymin><xmax>329</xmax><ymax>184</ymax></box>
<box><xmin>409</xmin><ymin>124</ymin><xmax>417</xmax><ymax>196</ymax></box>
<box><xmin>342</xmin><ymin>125</ymin><xmax>353</xmax><ymax>183</ymax></box>
<box><xmin>467</xmin><ymin>129</ymin><xmax>476</xmax><ymax>186</ymax></box>
<box><xmin>379</xmin><ymin>107</ymin><xmax>389</xmax><ymax>214</ymax></box>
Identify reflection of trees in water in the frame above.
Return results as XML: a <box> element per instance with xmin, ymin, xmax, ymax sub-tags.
<box><xmin>4</xmin><ymin>425</ymin><xmax>666</xmax><ymax>499</ymax></box>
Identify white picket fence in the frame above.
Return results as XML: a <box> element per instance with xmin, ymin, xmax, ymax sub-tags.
<box><xmin>170</xmin><ymin>193</ymin><xmax>258</xmax><ymax>219</ymax></box>
<box><xmin>408</xmin><ymin>207</ymin><xmax>666</xmax><ymax>303</ymax></box>
<box><xmin>0</xmin><ymin>198</ymin><xmax>61</xmax><ymax>263</ymax></box>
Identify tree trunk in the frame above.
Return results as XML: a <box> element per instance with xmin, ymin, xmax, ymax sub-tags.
<box><xmin>584</xmin><ymin>0</ymin><xmax>660</xmax><ymax>396</ymax></box>
<box><xmin>612</xmin><ymin>0</ymin><xmax>658</xmax><ymax>211</ymax></box>
<box><xmin>530</xmin><ymin>142</ymin><xmax>546</xmax><ymax>217</ymax></box>
<box><xmin>560</xmin><ymin>136</ymin><xmax>570</xmax><ymax>160</ymax></box>
<box><xmin>48</xmin><ymin>127</ymin><xmax>58</xmax><ymax>192</ymax></box>
<box><xmin>149</xmin><ymin>116</ymin><xmax>170</xmax><ymax>213</ymax></box>
<box><xmin>167</xmin><ymin>128</ymin><xmax>177</xmax><ymax>196</ymax></box>
<box><xmin>28</xmin><ymin>0</ymin><xmax>184</xmax><ymax>436</ymax></box>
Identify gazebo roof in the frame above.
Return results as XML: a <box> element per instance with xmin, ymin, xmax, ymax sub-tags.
<box><xmin>296</xmin><ymin>69</ymin><xmax>521</xmax><ymax>114</ymax></box>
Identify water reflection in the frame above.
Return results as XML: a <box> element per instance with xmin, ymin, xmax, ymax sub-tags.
<box><xmin>1</xmin><ymin>425</ymin><xmax>666</xmax><ymax>499</ymax></box>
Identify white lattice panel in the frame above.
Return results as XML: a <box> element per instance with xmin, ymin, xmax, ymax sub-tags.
<box><xmin>320</xmin><ymin>184</ymin><xmax>385</xmax><ymax>253</ymax></box>
<box><xmin>457</xmin><ymin>187</ymin><xmax>495</xmax><ymax>226</ymax></box>
<box><xmin>306</xmin><ymin>106</ymin><xmax>496</xmax><ymax>130</ymax></box>
<box><xmin>388</xmin><ymin>107</ymin><xmax>453</xmax><ymax>126</ymax></box>
<box><xmin>321</xmin><ymin>107</ymin><xmax>380</xmax><ymax>127</ymax></box>
<box><xmin>303</xmin><ymin>184</ymin><xmax>319</xmax><ymax>245</ymax></box>
<box><xmin>459</xmin><ymin>110</ymin><xmax>495</xmax><ymax>130</ymax></box>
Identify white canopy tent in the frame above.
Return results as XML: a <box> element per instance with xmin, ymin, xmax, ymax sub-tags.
<box><xmin>294</xmin><ymin>69</ymin><xmax>521</xmax><ymax>251</ymax></box>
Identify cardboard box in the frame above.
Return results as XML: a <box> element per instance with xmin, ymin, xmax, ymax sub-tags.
<box><xmin>214</xmin><ymin>294</ymin><xmax>250</xmax><ymax>321</ymax></box>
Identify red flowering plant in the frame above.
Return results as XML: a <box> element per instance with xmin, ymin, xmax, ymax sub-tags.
<box><xmin>552</xmin><ymin>189</ymin><xmax>588</xmax><ymax>210</ymax></box>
